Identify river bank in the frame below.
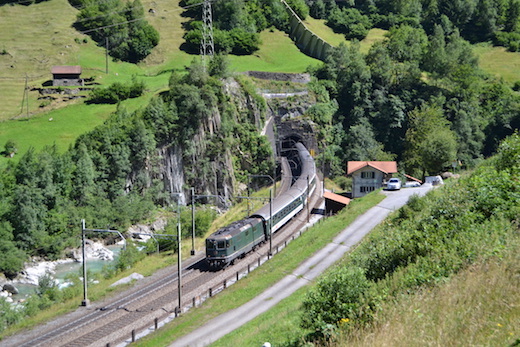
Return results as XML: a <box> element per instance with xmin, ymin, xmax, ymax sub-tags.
<box><xmin>0</xmin><ymin>240</ymin><xmax>120</xmax><ymax>303</ymax></box>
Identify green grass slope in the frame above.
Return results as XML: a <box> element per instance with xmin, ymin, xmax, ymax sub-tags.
<box><xmin>473</xmin><ymin>43</ymin><xmax>520</xmax><ymax>84</ymax></box>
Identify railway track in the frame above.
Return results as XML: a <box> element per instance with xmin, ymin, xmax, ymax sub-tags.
<box><xmin>3</xmin><ymin>168</ymin><xmax>323</xmax><ymax>347</ymax></box>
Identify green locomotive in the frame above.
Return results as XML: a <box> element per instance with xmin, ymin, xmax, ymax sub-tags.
<box><xmin>206</xmin><ymin>142</ymin><xmax>317</xmax><ymax>269</ymax></box>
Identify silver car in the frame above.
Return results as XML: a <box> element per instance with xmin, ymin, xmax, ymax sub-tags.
<box><xmin>387</xmin><ymin>178</ymin><xmax>401</xmax><ymax>190</ymax></box>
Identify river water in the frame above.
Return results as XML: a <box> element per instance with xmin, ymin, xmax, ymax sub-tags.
<box><xmin>11</xmin><ymin>245</ymin><xmax>123</xmax><ymax>300</ymax></box>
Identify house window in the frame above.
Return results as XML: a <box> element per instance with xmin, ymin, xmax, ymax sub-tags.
<box><xmin>361</xmin><ymin>171</ymin><xmax>375</xmax><ymax>179</ymax></box>
<box><xmin>360</xmin><ymin>186</ymin><xmax>375</xmax><ymax>193</ymax></box>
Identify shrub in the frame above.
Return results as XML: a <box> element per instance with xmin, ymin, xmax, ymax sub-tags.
<box><xmin>3</xmin><ymin>139</ymin><xmax>17</xmax><ymax>156</ymax></box>
<box><xmin>88</xmin><ymin>78</ymin><xmax>145</xmax><ymax>104</ymax></box>
<box><xmin>113</xmin><ymin>242</ymin><xmax>145</xmax><ymax>272</ymax></box>
<box><xmin>332</xmin><ymin>176</ymin><xmax>351</xmax><ymax>191</ymax></box>
<box><xmin>494</xmin><ymin>31</ymin><xmax>520</xmax><ymax>52</ymax></box>
<box><xmin>326</xmin><ymin>8</ymin><xmax>371</xmax><ymax>40</ymax></box>
<box><xmin>301</xmin><ymin>267</ymin><xmax>371</xmax><ymax>339</ymax></box>
<box><xmin>228</xmin><ymin>28</ymin><xmax>261</xmax><ymax>55</ymax></box>
<box><xmin>0</xmin><ymin>298</ymin><xmax>23</xmax><ymax>332</ymax></box>
<box><xmin>180</xmin><ymin>206</ymin><xmax>218</xmax><ymax>239</ymax></box>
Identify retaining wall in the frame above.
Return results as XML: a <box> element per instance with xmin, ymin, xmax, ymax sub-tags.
<box><xmin>281</xmin><ymin>0</ymin><xmax>333</xmax><ymax>61</ymax></box>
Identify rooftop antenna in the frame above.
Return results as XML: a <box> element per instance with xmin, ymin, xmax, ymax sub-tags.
<box><xmin>201</xmin><ymin>0</ymin><xmax>214</xmax><ymax>71</ymax></box>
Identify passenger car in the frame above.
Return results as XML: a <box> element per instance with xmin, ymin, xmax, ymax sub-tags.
<box><xmin>386</xmin><ymin>178</ymin><xmax>401</xmax><ymax>190</ymax></box>
<box><xmin>404</xmin><ymin>181</ymin><xmax>421</xmax><ymax>188</ymax></box>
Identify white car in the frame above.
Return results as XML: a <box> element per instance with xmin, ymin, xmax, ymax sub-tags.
<box><xmin>387</xmin><ymin>178</ymin><xmax>402</xmax><ymax>190</ymax></box>
<box><xmin>404</xmin><ymin>181</ymin><xmax>421</xmax><ymax>188</ymax></box>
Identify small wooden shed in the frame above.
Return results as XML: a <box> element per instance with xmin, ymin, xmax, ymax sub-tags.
<box><xmin>51</xmin><ymin>65</ymin><xmax>83</xmax><ymax>87</ymax></box>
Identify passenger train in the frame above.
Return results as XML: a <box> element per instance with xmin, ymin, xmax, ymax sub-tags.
<box><xmin>206</xmin><ymin>142</ymin><xmax>317</xmax><ymax>268</ymax></box>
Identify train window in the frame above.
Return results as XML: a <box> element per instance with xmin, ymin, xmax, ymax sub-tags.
<box><xmin>217</xmin><ymin>241</ymin><xmax>225</xmax><ymax>249</ymax></box>
<box><xmin>226</xmin><ymin>240</ymin><xmax>231</xmax><ymax>247</ymax></box>
<box><xmin>206</xmin><ymin>240</ymin><xmax>215</xmax><ymax>249</ymax></box>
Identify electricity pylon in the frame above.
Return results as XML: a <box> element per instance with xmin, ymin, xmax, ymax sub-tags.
<box><xmin>201</xmin><ymin>0</ymin><xmax>214</xmax><ymax>71</ymax></box>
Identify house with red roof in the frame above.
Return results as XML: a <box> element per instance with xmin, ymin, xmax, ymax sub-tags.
<box><xmin>347</xmin><ymin>161</ymin><xmax>398</xmax><ymax>198</ymax></box>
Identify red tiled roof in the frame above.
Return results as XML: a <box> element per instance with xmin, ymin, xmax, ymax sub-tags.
<box><xmin>404</xmin><ymin>174</ymin><xmax>422</xmax><ymax>183</ymax></box>
<box><xmin>51</xmin><ymin>65</ymin><xmax>82</xmax><ymax>75</ymax></box>
<box><xmin>324</xmin><ymin>191</ymin><xmax>351</xmax><ymax>205</ymax></box>
<box><xmin>346</xmin><ymin>161</ymin><xmax>397</xmax><ymax>175</ymax></box>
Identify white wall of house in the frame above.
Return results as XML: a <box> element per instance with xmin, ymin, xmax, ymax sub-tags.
<box><xmin>351</xmin><ymin>167</ymin><xmax>385</xmax><ymax>198</ymax></box>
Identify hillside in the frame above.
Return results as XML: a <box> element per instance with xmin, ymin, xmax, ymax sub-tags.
<box><xmin>2</xmin><ymin>0</ymin><xmax>520</xmax><ymax>168</ymax></box>
<box><xmin>0</xmin><ymin>0</ymin><xmax>519</xmax><ymax>341</ymax></box>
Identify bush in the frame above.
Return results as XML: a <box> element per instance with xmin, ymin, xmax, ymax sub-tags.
<box><xmin>228</xmin><ymin>28</ymin><xmax>261</xmax><ymax>55</ymax></box>
<box><xmin>0</xmin><ymin>298</ymin><xmax>23</xmax><ymax>332</ymax></box>
<box><xmin>76</xmin><ymin>0</ymin><xmax>158</xmax><ymax>63</ymax></box>
<box><xmin>286</xmin><ymin>0</ymin><xmax>309</xmax><ymax>20</ymax></box>
<box><xmin>3</xmin><ymin>139</ymin><xmax>17</xmax><ymax>156</ymax></box>
<box><xmin>301</xmin><ymin>267</ymin><xmax>371</xmax><ymax>339</ymax></box>
<box><xmin>88</xmin><ymin>78</ymin><xmax>145</xmax><ymax>104</ymax></box>
<box><xmin>494</xmin><ymin>31</ymin><xmax>520</xmax><ymax>52</ymax></box>
<box><xmin>326</xmin><ymin>8</ymin><xmax>371</xmax><ymax>40</ymax></box>
<box><xmin>332</xmin><ymin>176</ymin><xmax>351</xmax><ymax>191</ymax></box>
<box><xmin>180</xmin><ymin>206</ymin><xmax>217</xmax><ymax>239</ymax></box>
<box><xmin>113</xmin><ymin>242</ymin><xmax>145</xmax><ymax>272</ymax></box>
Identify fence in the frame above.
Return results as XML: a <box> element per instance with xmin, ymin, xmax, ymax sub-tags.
<box><xmin>120</xmin><ymin>213</ymin><xmax>326</xmax><ymax>345</ymax></box>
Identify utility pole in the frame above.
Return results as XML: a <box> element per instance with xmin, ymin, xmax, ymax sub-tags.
<box><xmin>81</xmin><ymin>219</ymin><xmax>89</xmax><ymax>307</ymax></box>
<box><xmin>105</xmin><ymin>37</ymin><xmax>109</xmax><ymax>74</ymax></box>
<box><xmin>269</xmin><ymin>188</ymin><xmax>273</xmax><ymax>256</ymax></box>
<box><xmin>171</xmin><ymin>193</ymin><xmax>182</xmax><ymax>313</ymax></box>
<box><xmin>191</xmin><ymin>187</ymin><xmax>195</xmax><ymax>256</ymax></box>
<box><xmin>21</xmin><ymin>74</ymin><xmax>29</xmax><ymax>117</ymax></box>
<box><xmin>80</xmin><ymin>220</ymin><xmax>123</xmax><ymax>307</ymax></box>
<box><xmin>177</xmin><ymin>201</ymin><xmax>182</xmax><ymax>313</ymax></box>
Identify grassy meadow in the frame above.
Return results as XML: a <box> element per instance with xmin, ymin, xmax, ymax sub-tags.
<box><xmin>473</xmin><ymin>43</ymin><xmax>520</xmax><ymax>84</ymax></box>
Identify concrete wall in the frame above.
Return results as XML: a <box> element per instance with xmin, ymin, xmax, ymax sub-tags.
<box><xmin>53</xmin><ymin>78</ymin><xmax>83</xmax><ymax>87</ymax></box>
<box><xmin>281</xmin><ymin>0</ymin><xmax>333</xmax><ymax>61</ymax></box>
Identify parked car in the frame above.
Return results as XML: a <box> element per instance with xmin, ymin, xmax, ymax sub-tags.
<box><xmin>387</xmin><ymin>178</ymin><xmax>402</xmax><ymax>190</ymax></box>
<box><xmin>425</xmin><ymin>175</ymin><xmax>444</xmax><ymax>186</ymax></box>
<box><xmin>404</xmin><ymin>181</ymin><xmax>421</xmax><ymax>188</ymax></box>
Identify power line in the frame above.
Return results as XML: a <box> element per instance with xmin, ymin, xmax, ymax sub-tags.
<box><xmin>79</xmin><ymin>17</ymin><xmax>144</xmax><ymax>34</ymax></box>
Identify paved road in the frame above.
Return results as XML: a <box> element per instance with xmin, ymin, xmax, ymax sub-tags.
<box><xmin>171</xmin><ymin>186</ymin><xmax>433</xmax><ymax>347</ymax></box>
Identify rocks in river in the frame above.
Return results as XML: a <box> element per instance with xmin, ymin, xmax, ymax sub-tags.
<box><xmin>69</xmin><ymin>240</ymin><xmax>114</xmax><ymax>262</ymax></box>
<box><xmin>3</xmin><ymin>283</ymin><xmax>19</xmax><ymax>295</ymax></box>
<box><xmin>128</xmin><ymin>218</ymin><xmax>167</xmax><ymax>242</ymax></box>
<box><xmin>19</xmin><ymin>261</ymin><xmax>59</xmax><ymax>285</ymax></box>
